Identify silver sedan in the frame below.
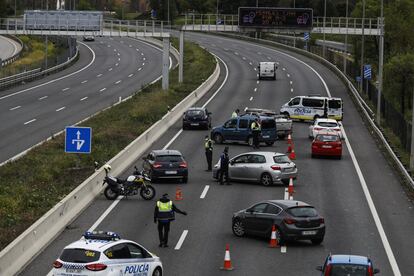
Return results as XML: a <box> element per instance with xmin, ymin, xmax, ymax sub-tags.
<box><xmin>213</xmin><ymin>152</ymin><xmax>297</xmax><ymax>186</ymax></box>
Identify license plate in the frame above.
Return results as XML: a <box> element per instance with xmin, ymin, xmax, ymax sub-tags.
<box><xmin>190</xmin><ymin>123</ymin><xmax>199</xmax><ymax>126</ymax></box>
<box><xmin>302</xmin><ymin>230</ymin><xmax>317</xmax><ymax>235</ymax></box>
<box><xmin>262</xmin><ymin>135</ymin><xmax>270</xmax><ymax>138</ymax></box>
<box><xmin>66</xmin><ymin>268</ymin><xmax>82</xmax><ymax>273</ymax></box>
<box><xmin>165</xmin><ymin>170</ymin><xmax>177</xmax><ymax>175</ymax></box>
<box><xmin>322</xmin><ymin>145</ymin><xmax>332</xmax><ymax>148</ymax></box>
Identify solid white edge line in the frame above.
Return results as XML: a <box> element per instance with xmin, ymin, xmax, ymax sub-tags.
<box><xmin>88</xmin><ymin>196</ymin><xmax>124</xmax><ymax>232</ymax></box>
<box><xmin>0</xmin><ymin>42</ymin><xmax>95</xmax><ymax>101</ymax></box>
<box><xmin>174</xmin><ymin>230</ymin><xmax>189</xmax><ymax>250</ymax></box>
<box><xmin>200</xmin><ymin>185</ymin><xmax>210</xmax><ymax>199</ymax></box>
<box><xmin>163</xmin><ymin>130</ymin><xmax>183</xmax><ymax>150</ymax></box>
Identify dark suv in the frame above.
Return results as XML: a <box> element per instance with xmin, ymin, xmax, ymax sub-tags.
<box><xmin>142</xmin><ymin>150</ymin><xmax>188</xmax><ymax>183</ymax></box>
<box><xmin>210</xmin><ymin>114</ymin><xmax>277</xmax><ymax>146</ymax></box>
<box><xmin>182</xmin><ymin>107</ymin><xmax>211</xmax><ymax>130</ymax></box>
<box><xmin>232</xmin><ymin>200</ymin><xmax>325</xmax><ymax>245</ymax></box>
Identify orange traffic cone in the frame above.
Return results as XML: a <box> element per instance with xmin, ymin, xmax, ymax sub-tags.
<box><xmin>288</xmin><ymin>177</ymin><xmax>294</xmax><ymax>197</ymax></box>
<box><xmin>175</xmin><ymin>187</ymin><xmax>183</xmax><ymax>201</ymax></box>
<box><xmin>287</xmin><ymin>134</ymin><xmax>292</xmax><ymax>144</ymax></box>
<box><xmin>220</xmin><ymin>244</ymin><xmax>234</xmax><ymax>271</ymax></box>
<box><xmin>289</xmin><ymin>148</ymin><xmax>296</xmax><ymax>160</ymax></box>
<box><xmin>269</xmin><ymin>225</ymin><xmax>279</xmax><ymax>248</ymax></box>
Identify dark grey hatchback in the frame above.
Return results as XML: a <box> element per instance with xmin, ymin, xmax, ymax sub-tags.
<box><xmin>232</xmin><ymin>200</ymin><xmax>325</xmax><ymax>245</ymax></box>
<box><xmin>142</xmin><ymin>150</ymin><xmax>188</xmax><ymax>183</ymax></box>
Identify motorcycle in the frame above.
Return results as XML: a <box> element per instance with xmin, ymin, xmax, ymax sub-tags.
<box><xmin>103</xmin><ymin>165</ymin><xmax>156</xmax><ymax>200</ymax></box>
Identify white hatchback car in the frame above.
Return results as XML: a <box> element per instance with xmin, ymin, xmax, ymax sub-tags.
<box><xmin>52</xmin><ymin>231</ymin><xmax>163</xmax><ymax>276</ymax></box>
<box><xmin>309</xmin><ymin>118</ymin><xmax>342</xmax><ymax>139</ymax></box>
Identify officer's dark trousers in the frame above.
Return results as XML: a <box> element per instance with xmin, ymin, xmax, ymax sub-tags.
<box><xmin>205</xmin><ymin>150</ymin><xmax>212</xmax><ymax>170</ymax></box>
<box><xmin>157</xmin><ymin>221</ymin><xmax>170</xmax><ymax>245</ymax></box>
<box><xmin>219</xmin><ymin>168</ymin><xmax>229</xmax><ymax>184</ymax></box>
<box><xmin>252</xmin><ymin>131</ymin><xmax>260</xmax><ymax>148</ymax></box>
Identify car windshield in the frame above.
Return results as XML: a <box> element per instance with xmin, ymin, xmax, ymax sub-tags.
<box><xmin>273</xmin><ymin>155</ymin><xmax>290</xmax><ymax>163</ymax></box>
<box><xmin>261</xmin><ymin>119</ymin><xmax>276</xmax><ymax>129</ymax></box>
<box><xmin>155</xmin><ymin>155</ymin><xmax>183</xmax><ymax>162</ymax></box>
<box><xmin>60</xmin><ymin>248</ymin><xmax>100</xmax><ymax>263</ymax></box>
<box><xmin>287</xmin><ymin>207</ymin><xmax>318</xmax><ymax>217</ymax></box>
<box><xmin>318</xmin><ymin>122</ymin><xmax>338</xmax><ymax>128</ymax></box>
<box><xmin>330</xmin><ymin>264</ymin><xmax>368</xmax><ymax>275</ymax></box>
<box><xmin>316</xmin><ymin>135</ymin><xmax>340</xmax><ymax>142</ymax></box>
<box><xmin>186</xmin><ymin>110</ymin><xmax>204</xmax><ymax>116</ymax></box>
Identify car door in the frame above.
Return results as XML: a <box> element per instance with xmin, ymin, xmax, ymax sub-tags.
<box><xmin>229</xmin><ymin>154</ymin><xmax>250</xmax><ymax>180</ymax></box>
<box><xmin>221</xmin><ymin>118</ymin><xmax>238</xmax><ymax>141</ymax></box>
<box><xmin>123</xmin><ymin>243</ymin><xmax>154</xmax><ymax>275</ymax></box>
<box><xmin>237</xmin><ymin>118</ymin><xmax>250</xmax><ymax>142</ymax></box>
<box><xmin>244</xmin><ymin>154</ymin><xmax>267</xmax><ymax>181</ymax></box>
<box><xmin>243</xmin><ymin>203</ymin><xmax>270</xmax><ymax>235</ymax></box>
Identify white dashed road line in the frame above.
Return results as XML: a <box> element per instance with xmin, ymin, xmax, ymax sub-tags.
<box><xmin>174</xmin><ymin>230</ymin><xmax>189</xmax><ymax>250</ymax></box>
<box><xmin>109</xmin><ymin>68</ymin><xmax>113</xmax><ymax>71</ymax></box>
<box><xmin>97</xmin><ymin>74</ymin><xmax>103</xmax><ymax>77</ymax></box>
<box><xmin>254</xmin><ymin>88</ymin><xmax>257</xmax><ymax>92</ymax></box>
<box><xmin>38</xmin><ymin>96</ymin><xmax>48</xmax><ymax>100</ymax></box>
<box><xmin>81</xmin><ymin>80</ymin><xmax>88</xmax><ymax>84</ymax></box>
<box><xmin>282</xmin><ymin>68</ymin><xmax>286</xmax><ymax>71</ymax></box>
<box><xmin>99</xmin><ymin>88</ymin><xmax>106</xmax><ymax>92</ymax></box>
<box><xmin>249</xmin><ymin>62</ymin><xmax>253</xmax><ymax>66</ymax></box>
<box><xmin>141</xmin><ymin>52</ymin><xmax>144</xmax><ymax>56</ymax></box>
<box><xmin>257</xmin><ymin>80</ymin><xmax>260</xmax><ymax>84</ymax></box>
<box><xmin>62</xmin><ymin>87</ymin><xmax>70</xmax><ymax>91</ymax></box>
<box><xmin>287</xmin><ymin>74</ymin><xmax>290</xmax><ymax>78</ymax></box>
<box><xmin>80</xmin><ymin>97</ymin><xmax>88</xmax><ymax>101</ymax></box>
<box><xmin>200</xmin><ymin>185</ymin><xmax>210</xmax><ymax>199</ymax></box>
<box><xmin>115</xmin><ymin>63</ymin><xmax>119</xmax><ymax>66</ymax></box>
<box><xmin>128</xmin><ymin>74</ymin><xmax>134</xmax><ymax>78</ymax></box>
<box><xmin>24</xmin><ymin>119</ymin><xmax>36</xmax><ymax>125</ymax></box>
<box><xmin>115</xmin><ymin>80</ymin><xmax>121</xmax><ymax>84</ymax></box>
<box><xmin>290</xmin><ymin>88</ymin><xmax>294</xmax><ymax>93</ymax></box>
<box><xmin>138</xmin><ymin>68</ymin><xmax>142</xmax><ymax>71</ymax></box>
<box><xmin>249</xmin><ymin>97</ymin><xmax>253</xmax><ymax>101</ymax></box>
<box><xmin>56</xmin><ymin>107</ymin><xmax>66</xmax><ymax>112</ymax></box>
<box><xmin>254</xmin><ymin>68</ymin><xmax>257</xmax><ymax>71</ymax></box>
<box><xmin>276</xmin><ymin>62</ymin><xmax>280</xmax><ymax>65</ymax></box>
<box><xmin>118</xmin><ymin>58</ymin><xmax>121</xmax><ymax>61</ymax></box>
<box><xmin>242</xmin><ymin>57</ymin><xmax>246</xmax><ymax>60</ymax></box>
<box><xmin>143</xmin><ymin>58</ymin><xmax>146</xmax><ymax>61</ymax></box>
<box><xmin>142</xmin><ymin>63</ymin><xmax>145</xmax><ymax>66</ymax></box>
<box><xmin>9</xmin><ymin>106</ymin><xmax>21</xmax><ymax>111</ymax></box>
<box><xmin>244</xmin><ymin>107</ymin><xmax>248</xmax><ymax>111</ymax></box>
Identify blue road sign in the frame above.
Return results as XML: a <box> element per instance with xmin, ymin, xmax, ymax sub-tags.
<box><xmin>356</xmin><ymin>76</ymin><xmax>362</xmax><ymax>82</ymax></box>
<box><xmin>304</xmin><ymin>32</ymin><xmax>310</xmax><ymax>41</ymax></box>
<box><xmin>364</xmin><ymin>64</ymin><xmax>372</xmax><ymax>80</ymax></box>
<box><xmin>65</xmin><ymin>127</ymin><xmax>92</xmax><ymax>154</ymax></box>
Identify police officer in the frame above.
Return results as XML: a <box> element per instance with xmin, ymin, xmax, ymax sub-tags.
<box><xmin>231</xmin><ymin>109</ymin><xmax>240</xmax><ymax>118</ymax></box>
<box><xmin>204</xmin><ymin>135</ymin><xmax>213</xmax><ymax>171</ymax></box>
<box><xmin>219</xmin><ymin>146</ymin><xmax>231</xmax><ymax>185</ymax></box>
<box><xmin>251</xmin><ymin>118</ymin><xmax>261</xmax><ymax>149</ymax></box>
<box><xmin>154</xmin><ymin>193</ymin><xmax>187</xmax><ymax>247</ymax></box>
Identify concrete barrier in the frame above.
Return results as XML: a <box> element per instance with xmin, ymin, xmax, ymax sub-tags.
<box><xmin>0</xmin><ymin>55</ymin><xmax>220</xmax><ymax>276</ymax></box>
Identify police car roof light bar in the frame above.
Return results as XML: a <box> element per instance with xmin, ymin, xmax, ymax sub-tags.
<box><xmin>83</xmin><ymin>230</ymin><xmax>121</xmax><ymax>241</ymax></box>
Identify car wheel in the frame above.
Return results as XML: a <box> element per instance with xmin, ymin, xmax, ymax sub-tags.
<box><xmin>232</xmin><ymin>219</ymin><xmax>245</xmax><ymax>237</ymax></box>
<box><xmin>247</xmin><ymin>136</ymin><xmax>254</xmax><ymax>146</ymax></box>
<box><xmin>311</xmin><ymin>237</ymin><xmax>324</xmax><ymax>245</ymax></box>
<box><xmin>213</xmin><ymin>133</ymin><xmax>223</xmax><ymax>144</ymax></box>
<box><xmin>260</xmin><ymin>173</ymin><xmax>273</xmax><ymax>186</ymax></box>
<box><xmin>152</xmin><ymin>267</ymin><xmax>162</xmax><ymax>276</ymax></box>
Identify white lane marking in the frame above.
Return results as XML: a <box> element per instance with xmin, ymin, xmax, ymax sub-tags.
<box><xmin>115</xmin><ymin>63</ymin><xmax>119</xmax><ymax>66</ymax></box>
<box><xmin>257</xmin><ymin>80</ymin><xmax>260</xmax><ymax>84</ymax></box>
<box><xmin>129</xmin><ymin>45</ymin><xmax>132</xmax><ymax>47</ymax></box>
<box><xmin>62</xmin><ymin>87</ymin><xmax>70</xmax><ymax>91</ymax></box>
<box><xmin>254</xmin><ymin>68</ymin><xmax>257</xmax><ymax>71</ymax></box>
<box><xmin>99</xmin><ymin>88</ymin><xmax>106</xmax><ymax>92</ymax></box>
<box><xmin>249</xmin><ymin>97</ymin><xmax>253</xmax><ymax>101</ymax></box>
<box><xmin>281</xmin><ymin>246</ymin><xmax>287</xmax><ymax>253</ymax></box>
<box><xmin>136</xmin><ymin>48</ymin><xmax>139</xmax><ymax>51</ymax></box>
<box><xmin>38</xmin><ymin>96</ymin><xmax>48</xmax><ymax>100</ymax></box>
<box><xmin>97</xmin><ymin>74</ymin><xmax>103</xmax><ymax>77</ymax></box>
<box><xmin>113</xmin><ymin>49</ymin><xmax>117</xmax><ymax>52</ymax></box>
<box><xmin>115</xmin><ymin>80</ymin><xmax>121</xmax><ymax>84</ymax></box>
<box><xmin>108</xmin><ymin>68</ymin><xmax>113</xmax><ymax>71</ymax></box>
<box><xmin>200</xmin><ymin>185</ymin><xmax>210</xmax><ymax>199</ymax></box>
<box><xmin>276</xmin><ymin>61</ymin><xmax>280</xmax><ymax>65</ymax></box>
<box><xmin>174</xmin><ymin>230</ymin><xmax>189</xmax><ymax>250</ymax></box>
<box><xmin>234</xmin><ymin>52</ymin><xmax>239</xmax><ymax>55</ymax></box>
<box><xmin>244</xmin><ymin>106</ymin><xmax>248</xmax><ymax>111</ymax></box>
<box><xmin>163</xmin><ymin>130</ymin><xmax>183</xmax><ymax>150</ymax></box>
<box><xmin>242</xmin><ymin>57</ymin><xmax>246</xmax><ymax>60</ymax></box>
<box><xmin>9</xmin><ymin>105</ymin><xmax>21</xmax><ymax>111</ymax></box>
<box><xmin>128</xmin><ymin>74</ymin><xmax>134</xmax><ymax>78</ymax></box>
<box><xmin>107</xmin><ymin>45</ymin><xmax>111</xmax><ymax>47</ymax></box>
<box><xmin>118</xmin><ymin>58</ymin><xmax>121</xmax><ymax>61</ymax></box>
<box><xmin>117</xmin><ymin>53</ymin><xmax>120</xmax><ymax>56</ymax></box>
<box><xmin>138</xmin><ymin>68</ymin><xmax>142</xmax><ymax>71</ymax></box>
<box><xmin>249</xmin><ymin>62</ymin><xmax>253</xmax><ymax>66</ymax></box>
<box><xmin>290</xmin><ymin>81</ymin><xmax>293</xmax><ymax>85</ymax></box>
<box><xmin>56</xmin><ymin>107</ymin><xmax>66</xmax><ymax>112</ymax></box>
<box><xmin>24</xmin><ymin>119</ymin><xmax>36</xmax><ymax>125</ymax></box>
<box><xmin>287</xmin><ymin>73</ymin><xmax>290</xmax><ymax>78</ymax></box>
<box><xmin>224</xmin><ymin>48</ymin><xmax>229</xmax><ymax>51</ymax></box>
<box><xmin>80</xmin><ymin>97</ymin><xmax>88</xmax><ymax>101</ymax></box>
<box><xmin>81</xmin><ymin>80</ymin><xmax>88</xmax><ymax>84</ymax></box>
<box><xmin>290</xmin><ymin>88</ymin><xmax>294</xmax><ymax>93</ymax></box>
<box><xmin>141</xmin><ymin>52</ymin><xmax>144</xmax><ymax>56</ymax></box>
<box><xmin>282</xmin><ymin>67</ymin><xmax>286</xmax><ymax>71</ymax></box>
<box><xmin>142</xmin><ymin>63</ymin><xmax>145</xmax><ymax>66</ymax></box>
<box><xmin>281</xmin><ymin>188</ymin><xmax>288</xmax><ymax>253</ymax></box>
<box><xmin>143</xmin><ymin>57</ymin><xmax>146</xmax><ymax>61</ymax></box>
<box><xmin>254</xmin><ymin>88</ymin><xmax>257</xmax><ymax>92</ymax></box>
<box><xmin>88</xmin><ymin>197</ymin><xmax>124</xmax><ymax>232</ymax></box>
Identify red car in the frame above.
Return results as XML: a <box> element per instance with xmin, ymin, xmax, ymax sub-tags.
<box><xmin>311</xmin><ymin>132</ymin><xmax>342</xmax><ymax>159</ymax></box>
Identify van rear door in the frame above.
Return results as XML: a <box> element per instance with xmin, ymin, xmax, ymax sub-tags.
<box><xmin>260</xmin><ymin>119</ymin><xmax>277</xmax><ymax>141</ymax></box>
<box><xmin>327</xmin><ymin>99</ymin><xmax>343</xmax><ymax>120</ymax></box>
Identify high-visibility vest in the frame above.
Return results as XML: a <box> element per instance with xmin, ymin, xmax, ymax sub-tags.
<box><xmin>231</xmin><ymin>112</ymin><xmax>238</xmax><ymax>118</ymax></box>
<box><xmin>205</xmin><ymin>139</ymin><xmax>212</xmax><ymax>151</ymax></box>
<box><xmin>157</xmin><ymin>201</ymin><xmax>174</xmax><ymax>220</ymax></box>
<box><xmin>251</xmin><ymin>121</ymin><xmax>261</xmax><ymax>131</ymax></box>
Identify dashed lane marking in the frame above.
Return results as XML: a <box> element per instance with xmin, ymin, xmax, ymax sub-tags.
<box><xmin>128</xmin><ymin>74</ymin><xmax>134</xmax><ymax>77</ymax></box>
<box><xmin>254</xmin><ymin>88</ymin><xmax>257</xmax><ymax>92</ymax></box>
<box><xmin>142</xmin><ymin>63</ymin><xmax>145</xmax><ymax>66</ymax></box>
<box><xmin>99</xmin><ymin>88</ymin><xmax>106</xmax><ymax>92</ymax></box>
<box><xmin>257</xmin><ymin>80</ymin><xmax>260</xmax><ymax>84</ymax></box>
<box><xmin>138</xmin><ymin>68</ymin><xmax>142</xmax><ymax>71</ymax></box>
<box><xmin>200</xmin><ymin>185</ymin><xmax>210</xmax><ymax>199</ymax></box>
<box><xmin>118</xmin><ymin>58</ymin><xmax>120</xmax><ymax>61</ymax></box>
<box><xmin>115</xmin><ymin>63</ymin><xmax>119</xmax><ymax>66</ymax></box>
<box><xmin>282</xmin><ymin>68</ymin><xmax>286</xmax><ymax>71</ymax></box>
<box><xmin>290</xmin><ymin>88</ymin><xmax>294</xmax><ymax>93</ymax></box>
<box><xmin>242</xmin><ymin>57</ymin><xmax>246</xmax><ymax>60</ymax></box>
<box><xmin>38</xmin><ymin>96</ymin><xmax>48</xmax><ymax>100</ymax></box>
<box><xmin>249</xmin><ymin>97</ymin><xmax>253</xmax><ymax>101</ymax></box>
<box><xmin>62</xmin><ymin>87</ymin><xmax>70</xmax><ymax>91</ymax></box>
<box><xmin>254</xmin><ymin>68</ymin><xmax>257</xmax><ymax>71</ymax></box>
<box><xmin>9</xmin><ymin>105</ymin><xmax>21</xmax><ymax>110</ymax></box>
<box><xmin>108</xmin><ymin>68</ymin><xmax>113</xmax><ymax>71</ymax></box>
<box><xmin>141</xmin><ymin>52</ymin><xmax>144</xmax><ymax>56</ymax></box>
<box><xmin>290</xmin><ymin>81</ymin><xmax>293</xmax><ymax>85</ymax></box>
<box><xmin>249</xmin><ymin>62</ymin><xmax>253</xmax><ymax>66</ymax></box>
<box><xmin>287</xmin><ymin>74</ymin><xmax>290</xmax><ymax>78</ymax></box>
<box><xmin>81</xmin><ymin>80</ymin><xmax>88</xmax><ymax>84</ymax></box>
<box><xmin>80</xmin><ymin>97</ymin><xmax>88</xmax><ymax>101</ymax></box>
<box><xmin>174</xmin><ymin>230</ymin><xmax>189</xmax><ymax>250</ymax></box>
<box><xmin>115</xmin><ymin>80</ymin><xmax>121</xmax><ymax>84</ymax></box>
<box><xmin>56</xmin><ymin>107</ymin><xmax>66</xmax><ymax>112</ymax></box>
<box><xmin>244</xmin><ymin>107</ymin><xmax>248</xmax><ymax>111</ymax></box>
<box><xmin>24</xmin><ymin>119</ymin><xmax>36</xmax><ymax>125</ymax></box>
<box><xmin>97</xmin><ymin>74</ymin><xmax>103</xmax><ymax>77</ymax></box>
<box><xmin>143</xmin><ymin>57</ymin><xmax>146</xmax><ymax>61</ymax></box>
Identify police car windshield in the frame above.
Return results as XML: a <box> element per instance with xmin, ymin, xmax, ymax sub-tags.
<box><xmin>155</xmin><ymin>155</ymin><xmax>183</xmax><ymax>162</ymax></box>
<box><xmin>330</xmin><ymin>264</ymin><xmax>367</xmax><ymax>275</ymax></box>
<box><xmin>60</xmin><ymin>249</ymin><xmax>100</xmax><ymax>263</ymax></box>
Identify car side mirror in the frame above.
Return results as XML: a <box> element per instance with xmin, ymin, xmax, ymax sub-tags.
<box><xmin>374</xmin><ymin>268</ymin><xmax>380</xmax><ymax>274</ymax></box>
<box><xmin>316</xmin><ymin>266</ymin><xmax>323</xmax><ymax>271</ymax></box>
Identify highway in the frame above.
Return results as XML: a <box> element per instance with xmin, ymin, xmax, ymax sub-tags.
<box><xmin>20</xmin><ymin>33</ymin><xmax>413</xmax><ymax>276</ymax></box>
<box><xmin>0</xmin><ymin>35</ymin><xmax>21</xmax><ymax>60</ymax></box>
<box><xmin>0</xmin><ymin>37</ymin><xmax>167</xmax><ymax>164</ymax></box>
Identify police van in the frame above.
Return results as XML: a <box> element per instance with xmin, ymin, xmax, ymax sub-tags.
<box><xmin>280</xmin><ymin>96</ymin><xmax>343</xmax><ymax>121</ymax></box>
<box><xmin>52</xmin><ymin>231</ymin><xmax>163</xmax><ymax>276</ymax></box>
<box><xmin>258</xmin><ymin>62</ymin><xmax>277</xmax><ymax>80</ymax></box>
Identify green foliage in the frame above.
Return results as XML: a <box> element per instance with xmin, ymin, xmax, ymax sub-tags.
<box><xmin>0</xmin><ymin>40</ymin><xmax>215</xmax><ymax>250</ymax></box>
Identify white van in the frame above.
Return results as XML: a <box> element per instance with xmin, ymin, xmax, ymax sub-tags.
<box><xmin>280</xmin><ymin>96</ymin><xmax>343</xmax><ymax>121</ymax></box>
<box><xmin>258</xmin><ymin>62</ymin><xmax>277</xmax><ymax>80</ymax></box>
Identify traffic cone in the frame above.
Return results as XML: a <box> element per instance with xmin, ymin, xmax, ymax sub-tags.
<box><xmin>269</xmin><ymin>225</ymin><xmax>279</xmax><ymax>248</ymax></box>
<box><xmin>288</xmin><ymin>177</ymin><xmax>294</xmax><ymax>197</ymax></box>
<box><xmin>287</xmin><ymin>133</ymin><xmax>292</xmax><ymax>144</ymax></box>
<box><xmin>286</xmin><ymin>144</ymin><xmax>292</xmax><ymax>153</ymax></box>
<box><xmin>175</xmin><ymin>187</ymin><xmax>183</xmax><ymax>201</ymax></box>
<box><xmin>220</xmin><ymin>244</ymin><xmax>234</xmax><ymax>271</ymax></box>
<box><xmin>289</xmin><ymin>148</ymin><xmax>296</xmax><ymax>160</ymax></box>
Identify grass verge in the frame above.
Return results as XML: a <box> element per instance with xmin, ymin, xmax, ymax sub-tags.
<box><xmin>0</xmin><ymin>39</ymin><xmax>215</xmax><ymax>250</ymax></box>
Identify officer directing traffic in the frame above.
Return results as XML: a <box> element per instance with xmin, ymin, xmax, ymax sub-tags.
<box><xmin>204</xmin><ymin>135</ymin><xmax>213</xmax><ymax>171</ymax></box>
<box><xmin>251</xmin><ymin>118</ymin><xmax>261</xmax><ymax>149</ymax></box>
<box><xmin>154</xmin><ymin>193</ymin><xmax>187</xmax><ymax>248</ymax></box>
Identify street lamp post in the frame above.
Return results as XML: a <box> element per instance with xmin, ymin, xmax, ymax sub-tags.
<box><xmin>167</xmin><ymin>0</ymin><xmax>170</xmax><ymax>25</ymax></box>
<box><xmin>360</xmin><ymin>0</ymin><xmax>366</xmax><ymax>93</ymax></box>
<box><xmin>343</xmin><ymin>0</ymin><xmax>349</xmax><ymax>74</ymax></box>
<box><xmin>323</xmin><ymin>0</ymin><xmax>327</xmax><ymax>58</ymax></box>
<box><xmin>377</xmin><ymin>0</ymin><xmax>384</xmax><ymax>126</ymax></box>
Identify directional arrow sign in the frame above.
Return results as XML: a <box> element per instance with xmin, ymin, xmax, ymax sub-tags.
<box><xmin>65</xmin><ymin>126</ymin><xmax>92</xmax><ymax>154</ymax></box>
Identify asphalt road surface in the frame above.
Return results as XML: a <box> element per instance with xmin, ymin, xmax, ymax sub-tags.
<box><xmin>0</xmin><ymin>37</ymin><xmax>167</xmax><ymax>164</ymax></box>
<box><xmin>0</xmin><ymin>35</ymin><xmax>21</xmax><ymax>60</ymax></box>
<box><xmin>21</xmin><ymin>33</ymin><xmax>413</xmax><ymax>276</ymax></box>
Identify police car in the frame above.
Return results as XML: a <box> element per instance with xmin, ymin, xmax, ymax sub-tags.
<box><xmin>52</xmin><ymin>231</ymin><xmax>163</xmax><ymax>276</ymax></box>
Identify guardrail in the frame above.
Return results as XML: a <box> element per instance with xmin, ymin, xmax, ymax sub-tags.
<box><xmin>0</xmin><ymin>35</ymin><xmax>23</xmax><ymax>67</ymax></box>
<box><xmin>0</xmin><ymin>48</ymin><xmax>220</xmax><ymax>276</ymax></box>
